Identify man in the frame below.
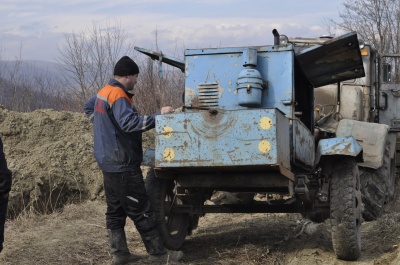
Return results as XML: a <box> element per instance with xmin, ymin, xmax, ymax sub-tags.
<box><xmin>84</xmin><ymin>56</ymin><xmax>182</xmax><ymax>264</ymax></box>
<box><xmin>0</xmin><ymin>136</ymin><xmax>12</xmax><ymax>253</ymax></box>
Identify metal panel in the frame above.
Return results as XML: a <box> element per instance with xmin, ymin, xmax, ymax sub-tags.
<box><xmin>379</xmin><ymin>84</ymin><xmax>400</xmax><ymax>131</ymax></box>
<box><xmin>295</xmin><ymin>32</ymin><xmax>365</xmax><ymax>87</ymax></box>
<box><xmin>340</xmin><ymin>85</ymin><xmax>364</xmax><ymax>120</ymax></box>
<box><xmin>293</xmin><ymin>120</ymin><xmax>315</xmax><ymax>166</ymax></box>
<box><xmin>184</xmin><ymin>46</ymin><xmax>294</xmax><ymax>116</ymax></box>
<box><xmin>142</xmin><ymin>148</ymin><xmax>155</xmax><ymax>167</ymax></box>
<box><xmin>155</xmin><ymin>109</ymin><xmax>290</xmax><ymax>169</ymax></box>
<box><xmin>315</xmin><ymin>136</ymin><xmax>363</xmax><ymax>165</ymax></box>
<box><xmin>336</xmin><ymin>119</ymin><xmax>389</xmax><ymax>168</ymax></box>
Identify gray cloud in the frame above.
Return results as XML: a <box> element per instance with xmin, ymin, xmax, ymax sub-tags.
<box><xmin>0</xmin><ymin>0</ymin><xmax>345</xmax><ymax>62</ymax></box>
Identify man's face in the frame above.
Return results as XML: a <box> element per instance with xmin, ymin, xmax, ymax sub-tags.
<box><xmin>126</xmin><ymin>74</ymin><xmax>138</xmax><ymax>91</ymax></box>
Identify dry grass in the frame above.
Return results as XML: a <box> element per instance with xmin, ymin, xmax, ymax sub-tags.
<box><xmin>2</xmin><ymin>174</ymin><xmax>400</xmax><ymax>265</ymax></box>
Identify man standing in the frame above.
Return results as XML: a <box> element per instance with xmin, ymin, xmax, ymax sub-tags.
<box><xmin>0</xmin><ymin>136</ymin><xmax>12</xmax><ymax>253</ymax></box>
<box><xmin>84</xmin><ymin>56</ymin><xmax>182</xmax><ymax>264</ymax></box>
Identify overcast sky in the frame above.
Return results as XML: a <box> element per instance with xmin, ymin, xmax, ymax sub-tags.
<box><xmin>0</xmin><ymin>0</ymin><xmax>346</xmax><ymax>62</ymax></box>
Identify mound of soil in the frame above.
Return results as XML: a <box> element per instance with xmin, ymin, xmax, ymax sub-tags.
<box><xmin>0</xmin><ymin>106</ymin><xmax>154</xmax><ymax>217</ymax></box>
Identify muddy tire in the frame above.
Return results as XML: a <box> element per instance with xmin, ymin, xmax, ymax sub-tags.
<box><xmin>145</xmin><ymin>170</ymin><xmax>189</xmax><ymax>250</ymax></box>
<box><xmin>360</xmin><ymin>169</ymin><xmax>386</xmax><ymax>221</ymax></box>
<box><xmin>360</xmin><ymin>141</ymin><xmax>394</xmax><ymax>221</ymax></box>
<box><xmin>388</xmin><ymin>150</ymin><xmax>396</xmax><ymax>201</ymax></box>
<box><xmin>330</xmin><ymin>157</ymin><xmax>362</xmax><ymax>261</ymax></box>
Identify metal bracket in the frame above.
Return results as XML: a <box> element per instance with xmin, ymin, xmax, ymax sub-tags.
<box><xmin>294</xmin><ymin>175</ymin><xmax>311</xmax><ymax>203</ymax></box>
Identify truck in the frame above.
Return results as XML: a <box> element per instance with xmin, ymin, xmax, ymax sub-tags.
<box><xmin>289</xmin><ymin>35</ymin><xmax>399</xmax><ymax>222</ymax></box>
<box><xmin>135</xmin><ymin>29</ymin><xmax>400</xmax><ymax>261</ymax></box>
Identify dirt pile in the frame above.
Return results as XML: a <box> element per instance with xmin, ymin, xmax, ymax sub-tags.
<box><xmin>0</xmin><ymin>106</ymin><xmax>154</xmax><ymax>217</ymax></box>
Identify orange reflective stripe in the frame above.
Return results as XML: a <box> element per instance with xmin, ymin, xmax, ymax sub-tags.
<box><xmin>97</xmin><ymin>84</ymin><xmax>132</xmax><ymax>106</ymax></box>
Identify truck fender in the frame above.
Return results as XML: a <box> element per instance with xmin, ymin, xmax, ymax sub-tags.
<box><xmin>315</xmin><ymin>136</ymin><xmax>363</xmax><ymax>165</ymax></box>
<box><xmin>142</xmin><ymin>148</ymin><xmax>156</xmax><ymax>167</ymax></box>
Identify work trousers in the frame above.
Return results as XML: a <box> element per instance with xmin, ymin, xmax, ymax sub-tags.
<box><xmin>0</xmin><ymin>170</ymin><xmax>11</xmax><ymax>253</ymax></box>
<box><xmin>0</xmin><ymin>194</ymin><xmax>8</xmax><ymax>252</ymax></box>
<box><xmin>102</xmin><ymin>170</ymin><xmax>158</xmax><ymax>237</ymax></box>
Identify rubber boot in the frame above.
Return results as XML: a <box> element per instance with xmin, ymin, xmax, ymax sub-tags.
<box><xmin>141</xmin><ymin>230</ymin><xmax>184</xmax><ymax>262</ymax></box>
<box><xmin>108</xmin><ymin>229</ymin><xmax>140</xmax><ymax>265</ymax></box>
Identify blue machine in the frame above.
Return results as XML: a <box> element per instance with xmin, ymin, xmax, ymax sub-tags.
<box><xmin>135</xmin><ymin>30</ymin><xmax>366</xmax><ymax>261</ymax></box>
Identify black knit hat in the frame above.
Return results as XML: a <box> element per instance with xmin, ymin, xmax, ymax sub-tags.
<box><xmin>113</xmin><ymin>56</ymin><xmax>139</xmax><ymax>76</ymax></box>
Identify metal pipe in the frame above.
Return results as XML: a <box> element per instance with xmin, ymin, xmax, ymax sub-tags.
<box><xmin>272</xmin><ymin>29</ymin><xmax>280</xmax><ymax>46</ymax></box>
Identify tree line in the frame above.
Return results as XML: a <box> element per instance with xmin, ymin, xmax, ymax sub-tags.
<box><xmin>0</xmin><ymin>22</ymin><xmax>184</xmax><ymax>114</ymax></box>
<box><xmin>0</xmin><ymin>0</ymin><xmax>398</xmax><ymax>113</ymax></box>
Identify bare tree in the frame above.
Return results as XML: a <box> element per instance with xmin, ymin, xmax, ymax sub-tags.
<box><xmin>324</xmin><ymin>0</ymin><xmax>400</xmax><ymax>82</ymax></box>
<box><xmin>57</xmin><ymin>21</ymin><xmax>135</xmax><ymax>109</ymax></box>
<box><xmin>57</xmin><ymin>23</ymin><xmax>185</xmax><ymax>114</ymax></box>
<box><xmin>327</xmin><ymin>0</ymin><xmax>400</xmax><ymax>55</ymax></box>
<box><xmin>131</xmin><ymin>28</ymin><xmax>185</xmax><ymax>114</ymax></box>
<box><xmin>0</xmin><ymin>59</ymin><xmax>67</xmax><ymax>112</ymax></box>
<box><xmin>0</xmin><ymin>42</ymin><xmax>71</xmax><ymax>112</ymax></box>
<box><xmin>132</xmin><ymin>56</ymin><xmax>184</xmax><ymax>114</ymax></box>
<box><xmin>0</xmin><ymin>45</ymin><xmax>5</xmax><ymax>104</ymax></box>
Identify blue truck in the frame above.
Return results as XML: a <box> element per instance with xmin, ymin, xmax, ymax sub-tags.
<box><xmin>136</xmin><ymin>29</ymin><xmax>399</xmax><ymax>261</ymax></box>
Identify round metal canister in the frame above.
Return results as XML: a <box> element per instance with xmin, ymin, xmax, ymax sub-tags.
<box><xmin>237</xmin><ymin>48</ymin><xmax>264</xmax><ymax>107</ymax></box>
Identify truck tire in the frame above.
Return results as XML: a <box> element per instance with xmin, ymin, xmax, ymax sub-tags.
<box><xmin>388</xmin><ymin>150</ymin><xmax>396</xmax><ymax>201</ymax></box>
<box><xmin>360</xmin><ymin>169</ymin><xmax>386</xmax><ymax>221</ymax></box>
<box><xmin>145</xmin><ymin>170</ymin><xmax>189</xmax><ymax>250</ymax></box>
<box><xmin>330</xmin><ymin>157</ymin><xmax>361</xmax><ymax>261</ymax></box>
<box><xmin>360</xmin><ymin>141</ymin><xmax>394</xmax><ymax>221</ymax></box>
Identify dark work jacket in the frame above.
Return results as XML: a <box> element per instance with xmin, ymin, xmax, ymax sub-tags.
<box><xmin>85</xmin><ymin>79</ymin><xmax>159</xmax><ymax>172</ymax></box>
<box><xmin>0</xmin><ymin>137</ymin><xmax>11</xmax><ymax>195</ymax></box>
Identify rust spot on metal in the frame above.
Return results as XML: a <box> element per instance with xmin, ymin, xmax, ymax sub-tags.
<box><xmin>203</xmin><ymin>110</ymin><xmax>221</xmax><ymax>124</ymax></box>
<box><xmin>295</xmin><ymin>125</ymin><xmax>301</xmax><ymax>135</ymax></box>
<box><xmin>327</xmin><ymin>142</ymin><xmax>352</xmax><ymax>155</ymax></box>
<box><xmin>189</xmin><ymin>111</ymin><xmax>237</xmax><ymax>139</ymax></box>
<box><xmin>191</xmin><ymin>96</ymin><xmax>200</xmax><ymax>107</ymax></box>
<box><xmin>343</xmin><ymin>143</ymin><xmax>352</xmax><ymax>152</ymax></box>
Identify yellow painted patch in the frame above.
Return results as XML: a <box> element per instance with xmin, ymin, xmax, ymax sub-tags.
<box><xmin>162</xmin><ymin>126</ymin><xmax>173</xmax><ymax>138</ymax></box>
<box><xmin>163</xmin><ymin>148</ymin><xmax>175</xmax><ymax>161</ymax></box>
<box><xmin>259</xmin><ymin>117</ymin><xmax>272</xmax><ymax>130</ymax></box>
<box><xmin>258</xmin><ymin>140</ymin><xmax>271</xmax><ymax>154</ymax></box>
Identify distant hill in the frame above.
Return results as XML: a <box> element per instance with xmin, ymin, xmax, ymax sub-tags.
<box><xmin>0</xmin><ymin>60</ymin><xmax>61</xmax><ymax>79</ymax></box>
<box><xmin>0</xmin><ymin>60</ymin><xmax>72</xmax><ymax>111</ymax></box>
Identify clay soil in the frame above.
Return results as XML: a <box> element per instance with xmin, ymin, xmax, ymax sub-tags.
<box><xmin>0</xmin><ymin>106</ymin><xmax>400</xmax><ymax>265</ymax></box>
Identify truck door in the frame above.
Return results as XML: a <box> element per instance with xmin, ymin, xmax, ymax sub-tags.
<box><xmin>378</xmin><ymin>55</ymin><xmax>400</xmax><ymax>166</ymax></box>
<box><xmin>379</xmin><ymin>55</ymin><xmax>400</xmax><ymax>131</ymax></box>
<box><xmin>294</xmin><ymin>32</ymin><xmax>365</xmax><ymax>87</ymax></box>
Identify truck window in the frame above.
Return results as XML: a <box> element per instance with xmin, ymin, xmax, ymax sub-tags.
<box><xmin>383</xmin><ymin>63</ymin><xmax>391</xmax><ymax>83</ymax></box>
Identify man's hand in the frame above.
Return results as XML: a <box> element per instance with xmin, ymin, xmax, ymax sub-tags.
<box><xmin>161</xmin><ymin>106</ymin><xmax>174</xmax><ymax>114</ymax></box>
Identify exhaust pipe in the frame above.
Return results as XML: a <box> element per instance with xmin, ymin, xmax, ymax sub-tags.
<box><xmin>272</xmin><ymin>29</ymin><xmax>280</xmax><ymax>46</ymax></box>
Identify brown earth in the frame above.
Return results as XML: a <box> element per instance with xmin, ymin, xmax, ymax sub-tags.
<box><xmin>0</xmin><ymin>106</ymin><xmax>400</xmax><ymax>265</ymax></box>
